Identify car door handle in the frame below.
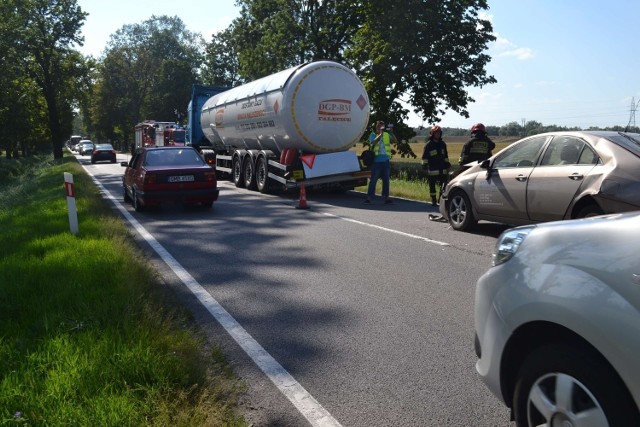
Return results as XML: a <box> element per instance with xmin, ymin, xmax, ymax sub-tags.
<box><xmin>515</xmin><ymin>175</ymin><xmax>528</xmax><ymax>182</ymax></box>
<box><xmin>568</xmin><ymin>173</ymin><xmax>584</xmax><ymax>181</ymax></box>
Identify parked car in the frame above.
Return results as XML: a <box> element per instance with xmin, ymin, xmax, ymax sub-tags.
<box><xmin>79</xmin><ymin>140</ymin><xmax>94</xmax><ymax>155</ymax></box>
<box><xmin>440</xmin><ymin>131</ymin><xmax>640</xmax><ymax>231</ymax></box>
<box><xmin>121</xmin><ymin>146</ymin><xmax>219</xmax><ymax>211</ymax></box>
<box><xmin>91</xmin><ymin>144</ymin><xmax>117</xmax><ymax>164</ymax></box>
<box><xmin>474</xmin><ymin>212</ymin><xmax>640</xmax><ymax>426</ymax></box>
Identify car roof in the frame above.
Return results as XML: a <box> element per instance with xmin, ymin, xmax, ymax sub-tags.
<box><xmin>521</xmin><ymin>130</ymin><xmax>640</xmax><ymax>157</ymax></box>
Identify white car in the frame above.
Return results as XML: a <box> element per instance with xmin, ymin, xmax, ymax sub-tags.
<box><xmin>474</xmin><ymin>212</ymin><xmax>640</xmax><ymax>426</ymax></box>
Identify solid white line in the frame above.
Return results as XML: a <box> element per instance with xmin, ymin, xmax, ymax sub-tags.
<box><xmin>82</xmin><ymin>162</ymin><xmax>343</xmax><ymax>427</ymax></box>
<box><xmin>321</xmin><ymin>212</ymin><xmax>450</xmax><ymax>246</ymax></box>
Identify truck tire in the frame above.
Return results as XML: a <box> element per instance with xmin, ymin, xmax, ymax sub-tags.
<box><xmin>233</xmin><ymin>157</ymin><xmax>245</xmax><ymax>188</ymax></box>
<box><xmin>256</xmin><ymin>156</ymin><xmax>270</xmax><ymax>193</ymax></box>
<box><xmin>244</xmin><ymin>157</ymin><xmax>257</xmax><ymax>190</ymax></box>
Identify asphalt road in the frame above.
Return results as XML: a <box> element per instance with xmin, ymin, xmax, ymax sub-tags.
<box><xmin>75</xmin><ymin>152</ymin><xmax>513</xmax><ymax>426</ymax></box>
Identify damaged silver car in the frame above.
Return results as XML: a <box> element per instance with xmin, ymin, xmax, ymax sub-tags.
<box><xmin>439</xmin><ymin>131</ymin><xmax>640</xmax><ymax>231</ymax></box>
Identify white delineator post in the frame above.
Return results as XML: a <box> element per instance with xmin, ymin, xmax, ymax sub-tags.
<box><xmin>64</xmin><ymin>172</ymin><xmax>79</xmax><ymax>234</ymax></box>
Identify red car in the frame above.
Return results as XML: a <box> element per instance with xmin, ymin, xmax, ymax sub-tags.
<box><xmin>121</xmin><ymin>147</ymin><xmax>219</xmax><ymax>211</ymax></box>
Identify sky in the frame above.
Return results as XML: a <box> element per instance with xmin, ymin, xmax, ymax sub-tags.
<box><xmin>76</xmin><ymin>0</ymin><xmax>640</xmax><ymax>130</ymax></box>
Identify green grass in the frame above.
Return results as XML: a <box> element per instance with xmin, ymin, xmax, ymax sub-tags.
<box><xmin>0</xmin><ymin>154</ymin><xmax>246</xmax><ymax>426</ymax></box>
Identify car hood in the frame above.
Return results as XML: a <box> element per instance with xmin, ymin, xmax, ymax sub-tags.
<box><xmin>517</xmin><ymin>211</ymin><xmax>640</xmax><ymax>309</ymax></box>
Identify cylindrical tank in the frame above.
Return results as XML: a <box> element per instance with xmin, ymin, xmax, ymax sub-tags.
<box><xmin>200</xmin><ymin>61</ymin><xmax>370</xmax><ymax>154</ymax></box>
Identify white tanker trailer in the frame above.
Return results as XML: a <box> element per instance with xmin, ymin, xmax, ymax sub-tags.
<box><xmin>189</xmin><ymin>61</ymin><xmax>372</xmax><ymax>193</ymax></box>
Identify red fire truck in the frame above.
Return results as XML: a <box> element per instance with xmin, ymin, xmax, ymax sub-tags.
<box><xmin>134</xmin><ymin>121</ymin><xmax>181</xmax><ymax>149</ymax></box>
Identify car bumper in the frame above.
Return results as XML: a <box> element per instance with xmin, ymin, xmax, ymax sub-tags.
<box><xmin>474</xmin><ymin>265</ymin><xmax>511</xmax><ymax>405</ymax></box>
<box><xmin>92</xmin><ymin>154</ymin><xmax>116</xmax><ymax>162</ymax></box>
<box><xmin>137</xmin><ymin>188</ymin><xmax>220</xmax><ymax>204</ymax></box>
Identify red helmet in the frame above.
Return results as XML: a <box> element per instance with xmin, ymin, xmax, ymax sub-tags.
<box><xmin>471</xmin><ymin>123</ymin><xmax>486</xmax><ymax>134</ymax></box>
<box><xmin>429</xmin><ymin>125</ymin><xmax>442</xmax><ymax>136</ymax></box>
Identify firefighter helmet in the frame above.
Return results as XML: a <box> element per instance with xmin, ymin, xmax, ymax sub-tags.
<box><xmin>471</xmin><ymin>123</ymin><xmax>486</xmax><ymax>134</ymax></box>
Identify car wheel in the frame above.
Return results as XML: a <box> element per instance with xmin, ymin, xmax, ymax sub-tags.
<box><xmin>576</xmin><ymin>204</ymin><xmax>604</xmax><ymax>218</ymax></box>
<box><xmin>447</xmin><ymin>190</ymin><xmax>476</xmax><ymax>231</ymax></box>
<box><xmin>91</xmin><ymin>159</ymin><xmax>96</xmax><ymax>164</ymax></box>
<box><xmin>513</xmin><ymin>344</ymin><xmax>637</xmax><ymax>427</ymax></box>
<box><xmin>123</xmin><ymin>183</ymin><xmax>131</xmax><ymax>202</ymax></box>
<box><xmin>233</xmin><ymin>157</ymin><xmax>245</xmax><ymax>188</ymax></box>
<box><xmin>256</xmin><ymin>156</ymin><xmax>270</xmax><ymax>193</ymax></box>
<box><xmin>132</xmin><ymin>188</ymin><xmax>143</xmax><ymax>212</ymax></box>
<box><xmin>244</xmin><ymin>157</ymin><xmax>257</xmax><ymax>190</ymax></box>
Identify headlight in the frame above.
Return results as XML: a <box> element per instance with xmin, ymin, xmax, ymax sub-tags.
<box><xmin>492</xmin><ymin>226</ymin><xmax>535</xmax><ymax>266</ymax></box>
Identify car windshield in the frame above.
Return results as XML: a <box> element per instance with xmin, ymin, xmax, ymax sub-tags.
<box><xmin>144</xmin><ymin>149</ymin><xmax>205</xmax><ymax>167</ymax></box>
<box><xmin>608</xmin><ymin>133</ymin><xmax>640</xmax><ymax>157</ymax></box>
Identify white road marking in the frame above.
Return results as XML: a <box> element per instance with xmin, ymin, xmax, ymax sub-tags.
<box><xmin>81</xmin><ymin>162</ymin><xmax>343</xmax><ymax>427</ymax></box>
<box><xmin>321</xmin><ymin>212</ymin><xmax>450</xmax><ymax>246</ymax></box>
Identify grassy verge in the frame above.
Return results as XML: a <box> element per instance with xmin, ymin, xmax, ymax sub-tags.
<box><xmin>0</xmin><ymin>153</ymin><xmax>246</xmax><ymax>426</ymax></box>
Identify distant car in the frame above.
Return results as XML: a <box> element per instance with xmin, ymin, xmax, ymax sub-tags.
<box><xmin>440</xmin><ymin>131</ymin><xmax>640</xmax><ymax>231</ymax></box>
<box><xmin>91</xmin><ymin>144</ymin><xmax>117</xmax><ymax>164</ymax></box>
<box><xmin>474</xmin><ymin>212</ymin><xmax>640</xmax><ymax>426</ymax></box>
<box><xmin>121</xmin><ymin>146</ymin><xmax>219</xmax><ymax>211</ymax></box>
<box><xmin>78</xmin><ymin>140</ymin><xmax>94</xmax><ymax>155</ymax></box>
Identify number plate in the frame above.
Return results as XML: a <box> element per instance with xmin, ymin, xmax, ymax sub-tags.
<box><xmin>168</xmin><ymin>175</ymin><xmax>194</xmax><ymax>183</ymax></box>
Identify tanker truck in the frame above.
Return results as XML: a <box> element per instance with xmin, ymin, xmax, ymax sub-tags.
<box><xmin>186</xmin><ymin>60</ymin><xmax>371</xmax><ymax>193</ymax></box>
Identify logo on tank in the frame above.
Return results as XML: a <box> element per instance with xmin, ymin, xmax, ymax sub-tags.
<box><xmin>215</xmin><ymin>109</ymin><xmax>224</xmax><ymax>126</ymax></box>
<box><xmin>318</xmin><ymin>99</ymin><xmax>352</xmax><ymax>122</ymax></box>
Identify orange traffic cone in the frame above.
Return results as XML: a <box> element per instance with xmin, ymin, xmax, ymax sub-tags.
<box><xmin>296</xmin><ymin>183</ymin><xmax>310</xmax><ymax>209</ymax></box>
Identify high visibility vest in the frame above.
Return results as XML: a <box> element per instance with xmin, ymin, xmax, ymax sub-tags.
<box><xmin>374</xmin><ymin>132</ymin><xmax>392</xmax><ymax>156</ymax></box>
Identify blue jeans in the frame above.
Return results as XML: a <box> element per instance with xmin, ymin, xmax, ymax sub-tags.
<box><xmin>367</xmin><ymin>160</ymin><xmax>391</xmax><ymax>199</ymax></box>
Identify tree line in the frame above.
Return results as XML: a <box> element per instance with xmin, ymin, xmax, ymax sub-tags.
<box><xmin>414</xmin><ymin>122</ymin><xmax>640</xmax><ymax>139</ymax></box>
<box><xmin>8</xmin><ymin>0</ymin><xmax>632</xmax><ymax>161</ymax></box>
<box><xmin>2</xmin><ymin>0</ymin><xmax>497</xmax><ymax>159</ymax></box>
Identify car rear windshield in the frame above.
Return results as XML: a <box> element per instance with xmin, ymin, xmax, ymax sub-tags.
<box><xmin>144</xmin><ymin>149</ymin><xmax>205</xmax><ymax>167</ymax></box>
<box><xmin>607</xmin><ymin>133</ymin><xmax>640</xmax><ymax>157</ymax></box>
<box><xmin>95</xmin><ymin>144</ymin><xmax>113</xmax><ymax>150</ymax></box>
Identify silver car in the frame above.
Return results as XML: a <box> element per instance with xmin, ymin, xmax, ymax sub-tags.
<box><xmin>440</xmin><ymin>131</ymin><xmax>640</xmax><ymax>231</ymax></box>
<box><xmin>474</xmin><ymin>212</ymin><xmax>640</xmax><ymax>426</ymax></box>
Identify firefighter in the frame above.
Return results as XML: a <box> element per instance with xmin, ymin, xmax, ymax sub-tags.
<box><xmin>460</xmin><ymin>123</ymin><xmax>495</xmax><ymax>165</ymax></box>
<box><xmin>421</xmin><ymin>125</ymin><xmax>451</xmax><ymax>206</ymax></box>
<box><xmin>450</xmin><ymin>123</ymin><xmax>496</xmax><ymax>179</ymax></box>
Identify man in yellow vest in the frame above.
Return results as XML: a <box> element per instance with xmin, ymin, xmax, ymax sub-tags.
<box><xmin>365</xmin><ymin>120</ymin><xmax>397</xmax><ymax>204</ymax></box>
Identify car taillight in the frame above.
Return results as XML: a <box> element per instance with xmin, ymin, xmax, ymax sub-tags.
<box><xmin>144</xmin><ymin>173</ymin><xmax>157</xmax><ymax>185</ymax></box>
<box><xmin>204</xmin><ymin>172</ymin><xmax>216</xmax><ymax>182</ymax></box>
<box><xmin>111</xmin><ymin>150</ymin><xmax>116</xmax><ymax>154</ymax></box>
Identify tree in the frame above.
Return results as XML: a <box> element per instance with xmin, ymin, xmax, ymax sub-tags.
<box><xmin>221</xmin><ymin>0</ymin><xmax>363</xmax><ymax>79</ymax></box>
<box><xmin>92</xmin><ymin>16</ymin><xmax>204</xmax><ymax>143</ymax></box>
<box><xmin>14</xmin><ymin>0</ymin><xmax>88</xmax><ymax>159</ymax></box>
<box><xmin>347</xmin><ymin>0</ymin><xmax>496</xmax><ymax>156</ymax></box>
<box><xmin>202</xmin><ymin>27</ymin><xmax>242</xmax><ymax>87</ymax></box>
<box><xmin>216</xmin><ymin>0</ymin><xmax>495</xmax><ymax>158</ymax></box>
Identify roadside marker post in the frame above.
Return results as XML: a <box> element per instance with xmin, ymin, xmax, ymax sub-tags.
<box><xmin>64</xmin><ymin>172</ymin><xmax>79</xmax><ymax>235</ymax></box>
